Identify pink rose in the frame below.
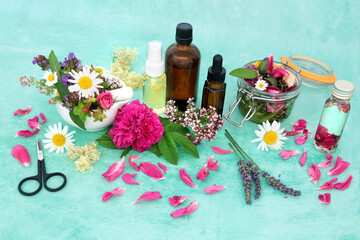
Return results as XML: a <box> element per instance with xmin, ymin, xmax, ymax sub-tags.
<box><xmin>97</xmin><ymin>92</ymin><xmax>113</xmax><ymax>109</ymax></box>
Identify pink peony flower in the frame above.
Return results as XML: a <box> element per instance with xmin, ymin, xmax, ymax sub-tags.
<box><xmin>97</xmin><ymin>92</ymin><xmax>113</xmax><ymax>109</ymax></box>
<box><xmin>109</xmin><ymin>100</ymin><xmax>164</xmax><ymax>152</ymax></box>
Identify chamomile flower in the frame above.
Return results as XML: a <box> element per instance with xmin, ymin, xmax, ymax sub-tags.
<box><xmin>251</xmin><ymin>120</ymin><xmax>287</xmax><ymax>151</ymax></box>
<box><xmin>68</xmin><ymin>65</ymin><xmax>103</xmax><ymax>98</ymax></box>
<box><xmin>43</xmin><ymin>122</ymin><xmax>76</xmax><ymax>153</ymax></box>
<box><xmin>42</xmin><ymin>71</ymin><xmax>58</xmax><ymax>86</ymax></box>
<box><xmin>255</xmin><ymin>79</ymin><xmax>268</xmax><ymax>91</ymax></box>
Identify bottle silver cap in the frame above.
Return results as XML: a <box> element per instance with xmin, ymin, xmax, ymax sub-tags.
<box><xmin>331</xmin><ymin>80</ymin><xmax>355</xmax><ymax>100</ymax></box>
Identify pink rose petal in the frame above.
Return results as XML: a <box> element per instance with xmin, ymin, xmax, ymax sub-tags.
<box><xmin>284</xmin><ymin>130</ymin><xmax>301</xmax><ymax>136</ymax></box>
<box><xmin>299</xmin><ymin>149</ymin><xmax>307</xmax><ymax>167</ymax></box>
<box><xmin>271</xmin><ymin>68</ymin><xmax>289</xmax><ymax>78</ymax></box>
<box><xmin>129</xmin><ymin>155</ymin><xmax>140</xmax><ymax>172</ymax></box>
<box><xmin>28</xmin><ymin>116</ymin><xmax>40</xmax><ymax>129</ymax></box>
<box><xmin>204</xmin><ymin>184</ymin><xmax>225</xmax><ymax>194</ymax></box>
<box><xmin>102</xmin><ymin>157</ymin><xmax>125</xmax><ymax>182</ymax></box>
<box><xmin>318</xmin><ymin>178</ymin><xmax>338</xmax><ymax>190</ymax></box>
<box><xmin>211</xmin><ymin>146</ymin><xmax>233</xmax><ymax>154</ymax></box>
<box><xmin>318</xmin><ymin>193</ymin><xmax>331</xmax><ymax>204</ymax></box>
<box><xmin>295</xmin><ymin>129</ymin><xmax>312</xmax><ymax>145</ymax></box>
<box><xmin>168</xmin><ymin>196</ymin><xmax>189</xmax><ymax>207</ymax></box>
<box><xmin>132</xmin><ymin>191</ymin><xmax>162</xmax><ymax>204</ymax></box>
<box><xmin>293</xmin><ymin>119</ymin><xmax>307</xmax><ymax>132</ymax></box>
<box><xmin>308</xmin><ymin>163</ymin><xmax>321</xmax><ymax>184</ymax></box>
<box><xmin>334</xmin><ymin>175</ymin><xmax>353</xmax><ymax>190</ymax></box>
<box><xmin>170</xmin><ymin>200</ymin><xmax>199</xmax><ymax>218</ymax></box>
<box><xmin>15</xmin><ymin>129</ymin><xmax>40</xmax><ymax>138</ymax></box>
<box><xmin>122</xmin><ymin>173</ymin><xmax>141</xmax><ymax>185</ymax></box>
<box><xmin>327</xmin><ymin>156</ymin><xmax>350</xmax><ymax>176</ymax></box>
<box><xmin>179</xmin><ymin>169</ymin><xmax>197</xmax><ymax>188</ymax></box>
<box><xmin>39</xmin><ymin>113</ymin><xmax>47</xmax><ymax>124</ymax></box>
<box><xmin>157</xmin><ymin>163</ymin><xmax>168</xmax><ymax>174</ymax></box>
<box><xmin>102</xmin><ymin>187</ymin><xmax>126</xmax><ymax>202</ymax></box>
<box><xmin>265</xmin><ymin>86</ymin><xmax>282</xmax><ymax>93</ymax></box>
<box><xmin>207</xmin><ymin>156</ymin><xmax>219</xmax><ymax>171</ymax></box>
<box><xmin>279</xmin><ymin>150</ymin><xmax>300</xmax><ymax>160</ymax></box>
<box><xmin>13</xmin><ymin>106</ymin><xmax>32</xmax><ymax>116</ymax></box>
<box><xmin>11</xmin><ymin>145</ymin><xmax>31</xmax><ymax>167</ymax></box>
<box><xmin>140</xmin><ymin>162</ymin><xmax>165</xmax><ymax>181</ymax></box>
<box><xmin>196</xmin><ymin>164</ymin><xmax>209</xmax><ymax>181</ymax></box>
<box><xmin>318</xmin><ymin>154</ymin><xmax>333</xmax><ymax>168</ymax></box>
<box><xmin>267</xmin><ymin>54</ymin><xmax>274</xmax><ymax>73</ymax></box>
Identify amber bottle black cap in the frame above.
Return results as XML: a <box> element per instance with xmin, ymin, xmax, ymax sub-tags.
<box><xmin>176</xmin><ymin>23</ymin><xmax>193</xmax><ymax>45</ymax></box>
<box><xmin>207</xmin><ymin>54</ymin><xmax>226</xmax><ymax>83</ymax></box>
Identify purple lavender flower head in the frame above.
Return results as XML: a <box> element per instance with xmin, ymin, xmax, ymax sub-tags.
<box><xmin>60</xmin><ymin>52</ymin><xmax>82</xmax><ymax>72</ymax></box>
<box><xmin>238</xmin><ymin>159</ymin><xmax>252</xmax><ymax>205</ymax></box>
<box><xmin>33</xmin><ymin>55</ymin><xmax>50</xmax><ymax>71</ymax></box>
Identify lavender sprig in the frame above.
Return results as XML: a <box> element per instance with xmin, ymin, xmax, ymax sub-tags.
<box><xmin>247</xmin><ymin>161</ymin><xmax>261</xmax><ymax>200</ymax></box>
<box><xmin>238</xmin><ymin>159</ymin><xmax>252</xmax><ymax>205</ymax></box>
<box><xmin>261</xmin><ymin>171</ymin><xmax>301</xmax><ymax>196</ymax></box>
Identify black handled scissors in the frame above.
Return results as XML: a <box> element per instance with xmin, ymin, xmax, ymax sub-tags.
<box><xmin>18</xmin><ymin>139</ymin><xmax>67</xmax><ymax>196</ymax></box>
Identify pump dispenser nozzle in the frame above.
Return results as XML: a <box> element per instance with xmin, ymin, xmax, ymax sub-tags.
<box><xmin>207</xmin><ymin>54</ymin><xmax>226</xmax><ymax>83</ymax></box>
<box><xmin>146</xmin><ymin>41</ymin><xmax>164</xmax><ymax>77</ymax></box>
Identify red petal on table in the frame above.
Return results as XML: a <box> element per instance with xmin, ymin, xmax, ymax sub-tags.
<box><xmin>318</xmin><ymin>193</ymin><xmax>331</xmax><ymax>204</ymax></box>
<box><xmin>170</xmin><ymin>200</ymin><xmax>199</xmax><ymax>218</ymax></box>
<box><xmin>292</xmin><ymin>119</ymin><xmax>307</xmax><ymax>132</ymax></box>
<box><xmin>11</xmin><ymin>145</ymin><xmax>31</xmax><ymax>167</ymax></box>
<box><xmin>128</xmin><ymin>155</ymin><xmax>140</xmax><ymax>171</ymax></box>
<box><xmin>15</xmin><ymin>129</ymin><xmax>40</xmax><ymax>138</ymax></box>
<box><xmin>102</xmin><ymin>157</ymin><xmax>125</xmax><ymax>182</ymax></box>
<box><xmin>27</xmin><ymin>116</ymin><xmax>40</xmax><ymax>129</ymax></box>
<box><xmin>196</xmin><ymin>164</ymin><xmax>209</xmax><ymax>181</ymax></box>
<box><xmin>13</xmin><ymin>106</ymin><xmax>32</xmax><ymax>116</ymax></box>
<box><xmin>318</xmin><ymin>154</ymin><xmax>333</xmax><ymax>168</ymax></box>
<box><xmin>308</xmin><ymin>163</ymin><xmax>321</xmax><ymax>184</ymax></box>
<box><xmin>207</xmin><ymin>156</ymin><xmax>219</xmax><ymax>171</ymax></box>
<box><xmin>102</xmin><ymin>187</ymin><xmax>126</xmax><ymax>202</ymax></box>
<box><xmin>334</xmin><ymin>175</ymin><xmax>353</xmax><ymax>190</ymax></box>
<box><xmin>299</xmin><ymin>149</ymin><xmax>307</xmax><ymax>167</ymax></box>
<box><xmin>168</xmin><ymin>196</ymin><xmax>189</xmax><ymax>207</ymax></box>
<box><xmin>279</xmin><ymin>150</ymin><xmax>300</xmax><ymax>159</ymax></box>
<box><xmin>204</xmin><ymin>184</ymin><xmax>225</xmax><ymax>194</ymax></box>
<box><xmin>157</xmin><ymin>163</ymin><xmax>168</xmax><ymax>174</ymax></box>
<box><xmin>122</xmin><ymin>173</ymin><xmax>141</xmax><ymax>185</ymax></box>
<box><xmin>327</xmin><ymin>156</ymin><xmax>350</xmax><ymax>176</ymax></box>
<box><xmin>211</xmin><ymin>146</ymin><xmax>233</xmax><ymax>154</ymax></box>
<box><xmin>39</xmin><ymin>113</ymin><xmax>47</xmax><ymax>124</ymax></box>
<box><xmin>132</xmin><ymin>191</ymin><xmax>162</xmax><ymax>204</ymax></box>
<box><xmin>318</xmin><ymin>178</ymin><xmax>338</xmax><ymax>190</ymax></box>
<box><xmin>179</xmin><ymin>169</ymin><xmax>197</xmax><ymax>188</ymax></box>
<box><xmin>140</xmin><ymin>162</ymin><xmax>165</xmax><ymax>181</ymax></box>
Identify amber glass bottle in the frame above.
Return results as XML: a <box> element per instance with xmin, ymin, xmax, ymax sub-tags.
<box><xmin>201</xmin><ymin>54</ymin><xmax>226</xmax><ymax>115</ymax></box>
<box><xmin>165</xmin><ymin>23</ymin><xmax>200</xmax><ymax>111</ymax></box>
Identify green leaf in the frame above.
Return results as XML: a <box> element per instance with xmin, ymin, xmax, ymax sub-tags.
<box><xmin>120</xmin><ymin>146</ymin><xmax>132</xmax><ymax>157</ymax></box>
<box><xmin>49</xmin><ymin>51</ymin><xmax>69</xmax><ymax>102</ymax></box>
<box><xmin>79</xmin><ymin>112</ymin><xmax>86</xmax><ymax>122</ymax></box>
<box><xmin>69</xmin><ymin>111</ymin><xmax>86</xmax><ymax>130</ymax></box>
<box><xmin>48</xmin><ymin>50</ymin><xmax>61</xmax><ymax>73</ymax></box>
<box><xmin>158</xmin><ymin>132</ymin><xmax>178</xmax><ymax>165</ymax></box>
<box><xmin>164</xmin><ymin>123</ymin><xmax>190</xmax><ymax>135</ymax></box>
<box><xmin>96</xmin><ymin>132</ymin><xmax>117</xmax><ymax>149</ymax></box>
<box><xmin>264</xmin><ymin>76</ymin><xmax>278</xmax><ymax>87</ymax></box>
<box><xmin>229</xmin><ymin>68</ymin><xmax>258</xmax><ymax>79</ymax></box>
<box><xmin>159</xmin><ymin>116</ymin><xmax>170</xmax><ymax>126</ymax></box>
<box><xmin>258</xmin><ymin>57</ymin><xmax>269</xmax><ymax>76</ymax></box>
<box><xmin>169</xmin><ymin>132</ymin><xmax>199</xmax><ymax>158</ymax></box>
<box><xmin>149</xmin><ymin>143</ymin><xmax>162</xmax><ymax>157</ymax></box>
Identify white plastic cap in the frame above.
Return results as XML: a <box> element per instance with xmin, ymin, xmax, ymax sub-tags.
<box><xmin>146</xmin><ymin>41</ymin><xmax>164</xmax><ymax>77</ymax></box>
<box><xmin>331</xmin><ymin>80</ymin><xmax>355</xmax><ymax>100</ymax></box>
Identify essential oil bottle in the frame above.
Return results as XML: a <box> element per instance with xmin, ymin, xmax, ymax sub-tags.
<box><xmin>143</xmin><ymin>41</ymin><xmax>166</xmax><ymax>115</ymax></box>
<box><xmin>201</xmin><ymin>54</ymin><xmax>226</xmax><ymax>115</ymax></box>
<box><xmin>165</xmin><ymin>22</ymin><xmax>200</xmax><ymax>111</ymax></box>
<box><xmin>314</xmin><ymin>80</ymin><xmax>355</xmax><ymax>153</ymax></box>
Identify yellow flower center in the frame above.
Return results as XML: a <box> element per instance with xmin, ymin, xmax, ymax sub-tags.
<box><xmin>263</xmin><ymin>131</ymin><xmax>278</xmax><ymax>145</ymax></box>
<box><xmin>96</xmin><ymin>68</ymin><xmax>104</xmax><ymax>75</ymax></box>
<box><xmin>259</xmin><ymin>83</ymin><xmax>264</xmax><ymax>88</ymax></box>
<box><xmin>52</xmin><ymin>134</ymin><xmax>66</xmax><ymax>146</ymax></box>
<box><xmin>78</xmin><ymin>76</ymin><xmax>93</xmax><ymax>89</ymax></box>
<box><xmin>48</xmin><ymin>74</ymin><xmax>55</xmax><ymax>81</ymax></box>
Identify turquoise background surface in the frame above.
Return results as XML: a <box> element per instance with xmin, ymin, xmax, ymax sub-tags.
<box><xmin>1</xmin><ymin>0</ymin><xmax>359</xmax><ymax>239</ymax></box>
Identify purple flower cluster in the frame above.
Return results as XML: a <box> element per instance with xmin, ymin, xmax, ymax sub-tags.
<box><xmin>261</xmin><ymin>171</ymin><xmax>301</xmax><ymax>196</ymax></box>
<box><xmin>61</xmin><ymin>74</ymin><xmax>74</xmax><ymax>86</ymax></box>
<box><xmin>60</xmin><ymin>52</ymin><xmax>82</xmax><ymax>72</ymax></box>
<box><xmin>247</xmin><ymin>161</ymin><xmax>261</xmax><ymax>200</ymax></box>
<box><xmin>164</xmin><ymin>98</ymin><xmax>224</xmax><ymax>145</ymax></box>
<box><xmin>32</xmin><ymin>55</ymin><xmax>50</xmax><ymax>71</ymax></box>
<box><xmin>238</xmin><ymin>159</ymin><xmax>252</xmax><ymax>205</ymax></box>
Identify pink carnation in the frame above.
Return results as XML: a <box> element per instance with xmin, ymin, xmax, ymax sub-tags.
<box><xmin>109</xmin><ymin>100</ymin><xmax>164</xmax><ymax>152</ymax></box>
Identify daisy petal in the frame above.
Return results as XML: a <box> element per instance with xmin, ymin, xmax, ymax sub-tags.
<box><xmin>179</xmin><ymin>169</ymin><xmax>197</xmax><ymax>188</ymax></box>
<box><xmin>318</xmin><ymin>193</ymin><xmax>331</xmax><ymax>204</ymax></box>
<box><xmin>211</xmin><ymin>146</ymin><xmax>233</xmax><ymax>154</ymax></box>
<box><xmin>334</xmin><ymin>175</ymin><xmax>353</xmax><ymax>190</ymax></box>
<box><xmin>13</xmin><ymin>106</ymin><xmax>32</xmax><ymax>116</ymax></box>
<box><xmin>11</xmin><ymin>145</ymin><xmax>31</xmax><ymax>167</ymax></box>
<box><xmin>132</xmin><ymin>191</ymin><xmax>162</xmax><ymax>204</ymax></box>
<box><xmin>102</xmin><ymin>187</ymin><xmax>126</xmax><ymax>202</ymax></box>
<box><xmin>168</xmin><ymin>196</ymin><xmax>189</xmax><ymax>207</ymax></box>
<box><xmin>203</xmin><ymin>184</ymin><xmax>225</xmax><ymax>194</ymax></box>
<box><xmin>327</xmin><ymin>156</ymin><xmax>350</xmax><ymax>176</ymax></box>
<box><xmin>279</xmin><ymin>150</ymin><xmax>300</xmax><ymax>159</ymax></box>
<box><xmin>170</xmin><ymin>200</ymin><xmax>199</xmax><ymax>218</ymax></box>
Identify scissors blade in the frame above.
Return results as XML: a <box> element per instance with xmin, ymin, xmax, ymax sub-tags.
<box><xmin>37</xmin><ymin>139</ymin><xmax>44</xmax><ymax>161</ymax></box>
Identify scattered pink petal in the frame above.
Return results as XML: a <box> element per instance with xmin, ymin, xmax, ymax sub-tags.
<box><xmin>140</xmin><ymin>162</ymin><xmax>165</xmax><ymax>181</ymax></box>
<box><xmin>308</xmin><ymin>163</ymin><xmax>321</xmax><ymax>184</ymax></box>
<box><xmin>318</xmin><ymin>178</ymin><xmax>338</xmax><ymax>190</ymax></box>
<box><xmin>128</xmin><ymin>155</ymin><xmax>140</xmax><ymax>171</ymax></box>
<box><xmin>271</xmin><ymin>68</ymin><xmax>289</xmax><ymax>78</ymax></box>
<box><xmin>318</xmin><ymin>193</ymin><xmax>331</xmax><ymax>204</ymax></box>
<box><xmin>168</xmin><ymin>196</ymin><xmax>189</xmax><ymax>207</ymax></box>
<box><xmin>293</xmin><ymin>119</ymin><xmax>307</xmax><ymax>131</ymax></box>
<box><xmin>13</xmin><ymin>106</ymin><xmax>32</xmax><ymax>116</ymax></box>
<box><xmin>11</xmin><ymin>145</ymin><xmax>31</xmax><ymax>167</ymax></box>
<box><xmin>157</xmin><ymin>163</ymin><xmax>168</xmax><ymax>174</ymax></box>
<box><xmin>284</xmin><ymin>130</ymin><xmax>301</xmax><ymax>136</ymax></box>
<box><xmin>132</xmin><ymin>191</ymin><xmax>162</xmax><ymax>204</ymax></box>
<box><xmin>170</xmin><ymin>200</ymin><xmax>199</xmax><ymax>218</ymax></box>
<box><xmin>196</xmin><ymin>164</ymin><xmax>209</xmax><ymax>181</ymax></box>
<box><xmin>27</xmin><ymin>116</ymin><xmax>40</xmax><ymax>129</ymax></box>
<box><xmin>334</xmin><ymin>175</ymin><xmax>353</xmax><ymax>190</ymax></box>
<box><xmin>207</xmin><ymin>156</ymin><xmax>219</xmax><ymax>171</ymax></box>
<box><xmin>204</xmin><ymin>184</ymin><xmax>225</xmax><ymax>194</ymax></box>
<box><xmin>211</xmin><ymin>146</ymin><xmax>233</xmax><ymax>154</ymax></box>
<box><xmin>299</xmin><ymin>149</ymin><xmax>307</xmax><ymax>167</ymax></box>
<box><xmin>179</xmin><ymin>169</ymin><xmax>197</xmax><ymax>188</ymax></box>
<box><xmin>279</xmin><ymin>150</ymin><xmax>300</xmax><ymax>159</ymax></box>
<box><xmin>327</xmin><ymin>156</ymin><xmax>350</xmax><ymax>176</ymax></box>
<box><xmin>122</xmin><ymin>173</ymin><xmax>141</xmax><ymax>185</ymax></box>
<box><xmin>39</xmin><ymin>113</ymin><xmax>47</xmax><ymax>124</ymax></box>
<box><xmin>102</xmin><ymin>187</ymin><xmax>126</xmax><ymax>202</ymax></box>
<box><xmin>15</xmin><ymin>129</ymin><xmax>40</xmax><ymax>138</ymax></box>
<box><xmin>102</xmin><ymin>157</ymin><xmax>125</xmax><ymax>182</ymax></box>
<box><xmin>318</xmin><ymin>154</ymin><xmax>333</xmax><ymax>168</ymax></box>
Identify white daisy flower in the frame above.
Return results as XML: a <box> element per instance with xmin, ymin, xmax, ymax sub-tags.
<box><xmin>42</xmin><ymin>71</ymin><xmax>58</xmax><ymax>86</ymax></box>
<box><xmin>68</xmin><ymin>65</ymin><xmax>103</xmax><ymax>98</ymax></box>
<box><xmin>251</xmin><ymin>120</ymin><xmax>287</xmax><ymax>151</ymax></box>
<box><xmin>43</xmin><ymin>122</ymin><xmax>76</xmax><ymax>153</ymax></box>
<box><xmin>255</xmin><ymin>79</ymin><xmax>268</xmax><ymax>91</ymax></box>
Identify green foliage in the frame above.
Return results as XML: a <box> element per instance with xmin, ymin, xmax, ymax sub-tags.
<box><xmin>229</xmin><ymin>68</ymin><xmax>258</xmax><ymax>79</ymax></box>
<box><xmin>264</xmin><ymin>76</ymin><xmax>277</xmax><ymax>87</ymax></box>
<box><xmin>169</xmin><ymin>132</ymin><xmax>199</xmax><ymax>158</ymax></box>
<box><xmin>96</xmin><ymin>131</ymin><xmax>117</xmax><ymax>149</ymax></box>
<box><xmin>149</xmin><ymin>143</ymin><xmax>162</xmax><ymax>157</ymax></box>
<box><xmin>158</xmin><ymin>132</ymin><xmax>179</xmax><ymax>165</ymax></box>
<box><xmin>120</xmin><ymin>146</ymin><xmax>132</xmax><ymax>157</ymax></box>
<box><xmin>258</xmin><ymin>57</ymin><xmax>269</xmax><ymax>76</ymax></box>
<box><xmin>69</xmin><ymin>111</ymin><xmax>86</xmax><ymax>130</ymax></box>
